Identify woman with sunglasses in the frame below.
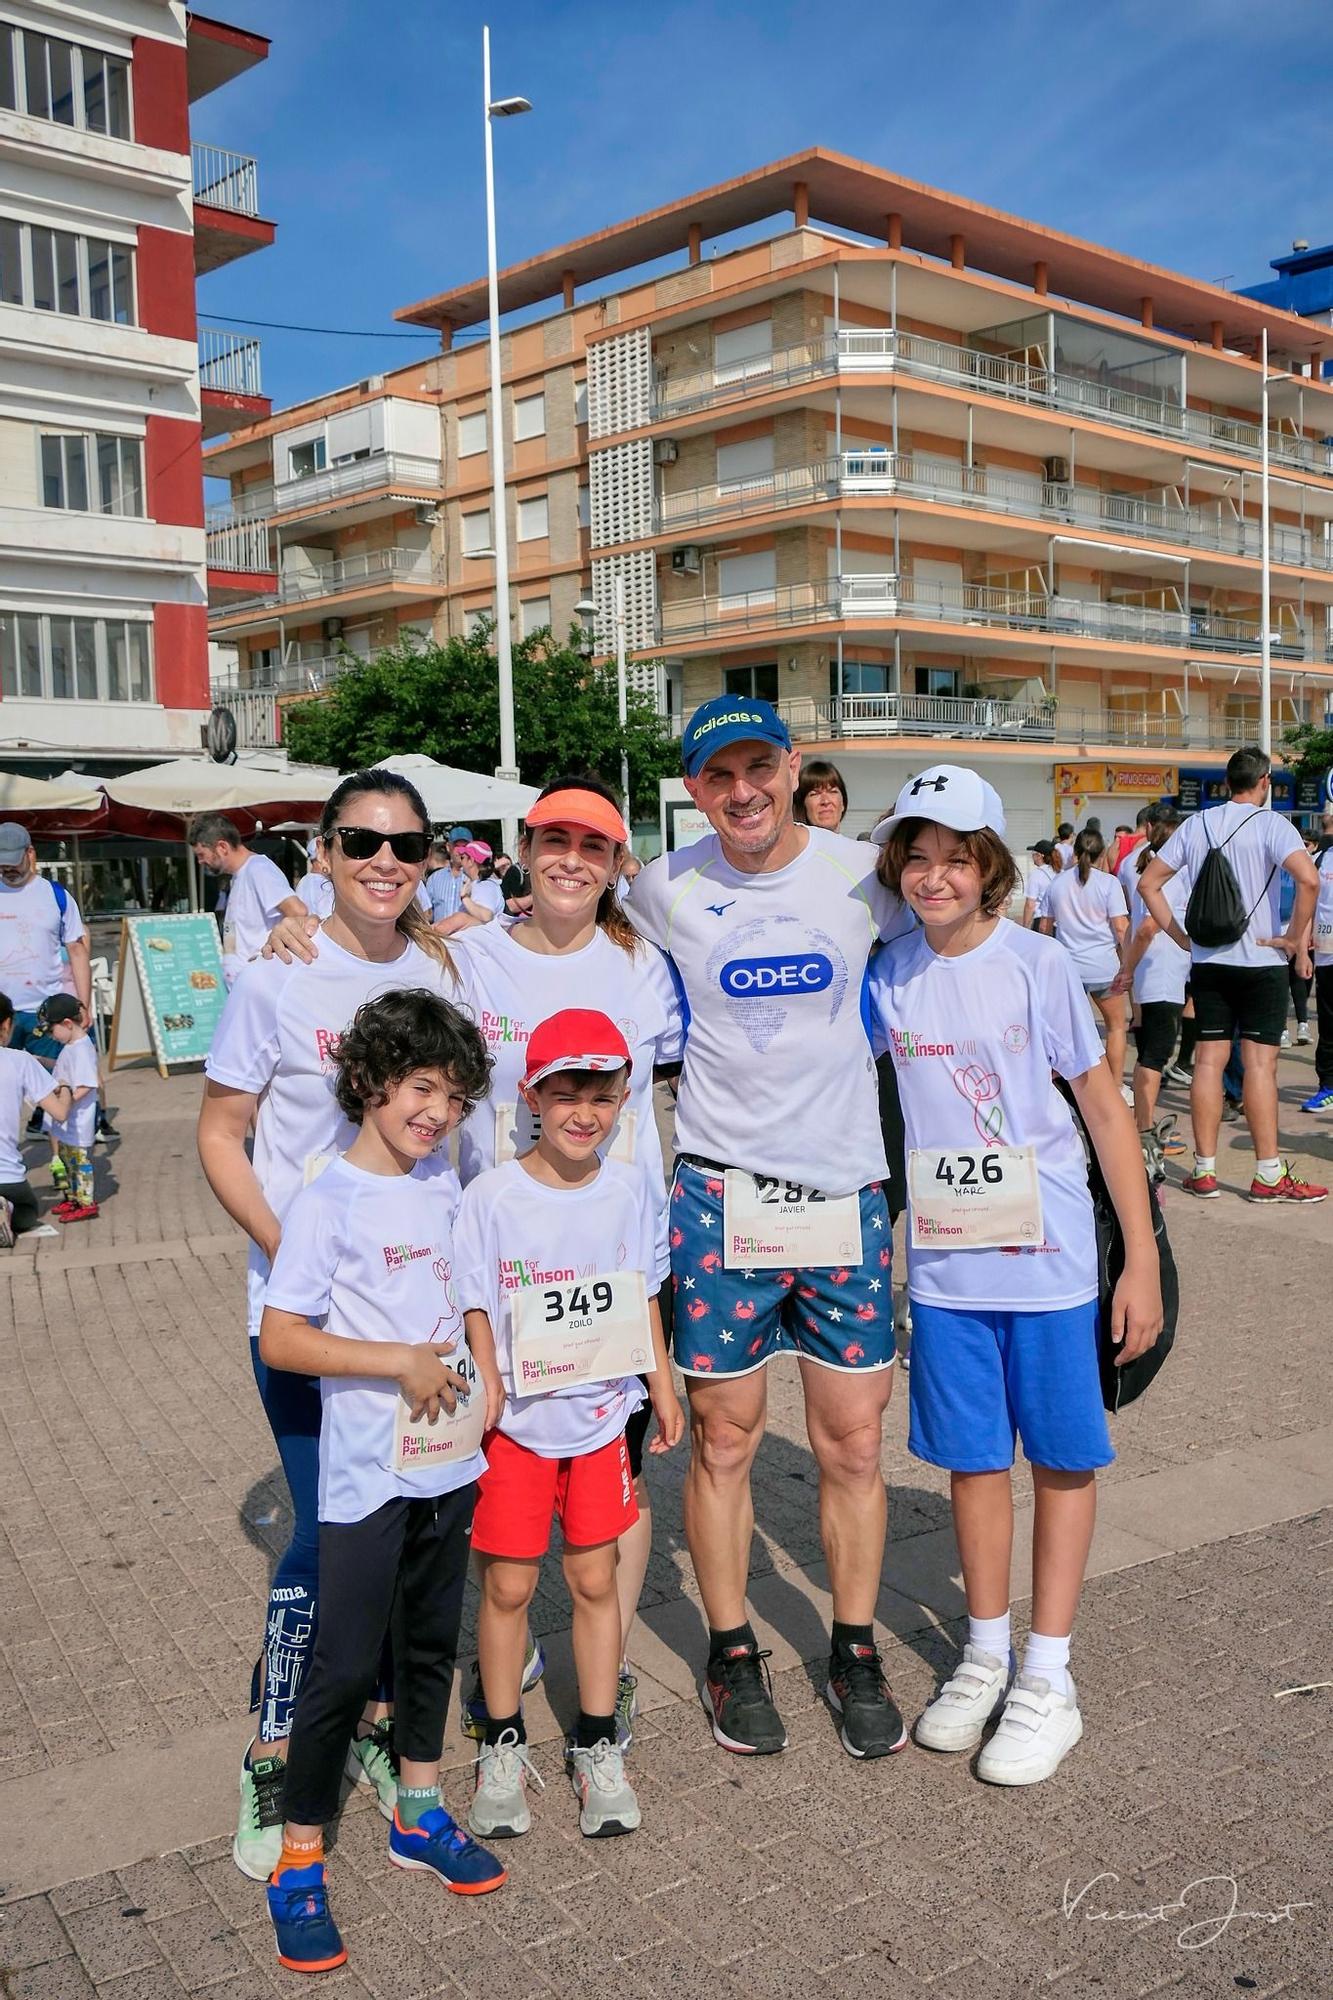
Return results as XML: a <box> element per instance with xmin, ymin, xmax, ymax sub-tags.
<box><xmin>198</xmin><ymin>769</ymin><xmax>457</xmax><ymax>1885</ymax></box>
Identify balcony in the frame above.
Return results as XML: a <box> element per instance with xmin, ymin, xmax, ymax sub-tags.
<box><xmin>199</xmin><ymin>325</ymin><xmax>268</xmax><ymax>438</ymax></box>
<box><xmin>649</xmin><ymin>329</ymin><xmax>1333</xmax><ymax>479</ymax></box>
<box><xmin>192</xmin><ymin>143</ymin><xmax>276</xmax><ymax>274</ymax></box>
<box><xmin>658</xmin><ymin>571</ymin><xmax>1325</xmax><ymax>660</ymax></box>
<box><xmin>656</xmin><ymin>451</ymin><xmax>1329</xmax><ymax>569</ymax></box>
<box><xmin>213</xmin><ymin>654</ymin><xmax>355</xmax><ymax>698</ymax></box>
<box><xmin>205</xmin><ymin>510</ymin><xmax>275</xmax><ymax>598</ymax></box>
<box><xmin>770</xmin><ymin>692</ymin><xmax>1295</xmax><ymax>756</ymax></box>
<box><xmin>270</xmin><ymin>451</ymin><xmax>444</xmax><ymax>528</ymax></box>
<box><xmin>208</xmin><ymin>546</ymin><xmax>446</xmax><ymax>631</ymax></box>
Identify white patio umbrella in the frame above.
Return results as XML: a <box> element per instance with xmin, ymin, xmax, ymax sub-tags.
<box><xmin>0</xmin><ymin>768</ymin><xmax>104</xmax><ymax>813</ymax></box>
<box><xmin>102</xmin><ymin>754</ymin><xmax>340</xmax><ymax>816</ymax></box>
<box><xmin>375</xmin><ymin>754</ymin><xmax>539</xmax><ymax>826</ymax></box>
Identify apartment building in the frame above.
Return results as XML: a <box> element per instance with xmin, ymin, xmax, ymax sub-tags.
<box><xmin>0</xmin><ymin>0</ymin><xmax>273</xmax><ymax>773</ymax></box>
<box><xmin>209</xmin><ymin>149</ymin><xmax>1333</xmax><ymax>840</ymax></box>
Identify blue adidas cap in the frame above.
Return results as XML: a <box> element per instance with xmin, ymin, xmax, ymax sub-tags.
<box><xmin>681</xmin><ymin>695</ymin><xmax>791</xmax><ymax>778</ymax></box>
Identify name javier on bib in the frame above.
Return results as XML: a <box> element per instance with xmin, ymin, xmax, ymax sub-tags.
<box><xmin>723</xmin><ymin>1170</ymin><xmax>863</xmax><ymax>1270</ymax></box>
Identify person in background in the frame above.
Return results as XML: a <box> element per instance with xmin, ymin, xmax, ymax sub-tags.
<box><xmin>1111</xmin><ymin>808</ymin><xmax>1189</xmax><ymax>1147</ymax></box>
<box><xmin>425</xmin><ymin>827</ymin><xmax>472</xmax><ymax>935</ymax></box>
<box><xmin>1037</xmin><ymin>831</ymin><xmax>1130</xmax><ymax>1081</ymax></box>
<box><xmin>794</xmin><ymin>759</ymin><xmax>849</xmax><ymax>832</ymax></box>
<box><xmin>459</xmin><ymin>843</ymin><xmax>505</xmax><ymax>924</ymax></box>
<box><xmin>0</xmin><ymin>822</ymin><xmax>104</xmax><ymax>1137</ymax></box>
<box><xmin>1108</xmin><ymin>823</ymin><xmax>1135</xmax><ymax>871</ymax></box>
<box><xmin>1054</xmin><ymin>822</ymin><xmax>1076</xmax><ymax>869</ymax></box>
<box><xmin>0</xmin><ymin>990</ymin><xmax>71</xmax><ymax>1246</ymax></box>
<box><xmin>191</xmin><ymin>816</ymin><xmax>291</xmax><ymax>990</ymax></box>
<box><xmin>37</xmin><ymin>994</ymin><xmax>101</xmax><ymax>1223</ymax></box>
<box><xmin>1278</xmin><ymin>855</ymin><xmax>1313</xmax><ymax>1047</ymax></box>
<box><xmin>612</xmin><ymin>851</ymin><xmax>641</xmax><ymax>905</ymax></box>
<box><xmin>1112</xmin><ymin>806</ymin><xmax>1155</xmax><ymax>885</ymax></box>
<box><xmin>1021</xmin><ymin>840</ymin><xmax>1059</xmax><ymax>929</ymax></box>
<box><xmin>1302</xmin><ymin>831</ymin><xmax>1333</xmax><ymax>1114</ymax></box>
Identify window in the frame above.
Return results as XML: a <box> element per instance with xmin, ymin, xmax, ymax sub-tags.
<box><xmin>714</xmin><ymin>320</ymin><xmax>773</xmax><ymax>387</ymax></box>
<box><xmin>458</xmin><ymin>409</ymin><xmax>487</xmax><ymax>458</ymax></box>
<box><xmin>520</xmin><ymin>596</ymin><xmax>550</xmax><ymax>636</ymax></box>
<box><xmin>464</xmin><ymin>604</ymin><xmax>493</xmax><ymax>635</ymax></box>
<box><xmin>577</xmin><ymin>484</ymin><xmax>591</xmax><ymax>529</ymax></box>
<box><xmin>10</xmin><ymin>220</ymin><xmax>135</xmax><ymax>322</ymax></box>
<box><xmin>716</xmin><ymin>435</ymin><xmax>775</xmax><ymax>493</ymax></box>
<box><xmin>40</xmin><ymin>432</ymin><xmax>143</xmax><ymax>515</ymax></box>
<box><xmin>841</xmin><ymin>660</ymin><xmax>890</xmax><ymax>695</ymax></box>
<box><xmin>717</xmin><ymin>548</ymin><xmax>776</xmax><ymax>607</ymax></box>
<box><xmin>574</xmin><ymin>380</ymin><xmax>588</xmax><ymax>426</ymax></box>
<box><xmin>0</xmin><ymin>611</ymin><xmax>153</xmax><ymax>701</ymax></box>
<box><xmin>513</xmin><ymin>392</ymin><xmax>545</xmax><ymax>441</ymax></box>
<box><xmin>287</xmin><ymin>437</ymin><xmax>326</xmax><ymax>480</ymax></box>
<box><xmin>516</xmin><ymin>494</ymin><xmax>548</xmax><ymax>541</ymax></box>
<box><xmin>913</xmin><ymin>666</ymin><xmax>960</xmax><ymax>697</ymax></box>
<box><xmin>723</xmin><ymin>663</ymin><xmax>779</xmax><ymax>701</ymax></box>
<box><xmin>0</xmin><ymin>26</ymin><xmax>130</xmax><ymax>136</ymax></box>
<box><xmin>462</xmin><ymin>508</ymin><xmax>492</xmax><ymax>555</ymax></box>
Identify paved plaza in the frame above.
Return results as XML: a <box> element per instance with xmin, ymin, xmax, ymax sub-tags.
<box><xmin>0</xmin><ymin>1058</ymin><xmax>1330</xmax><ymax>1998</ymax></box>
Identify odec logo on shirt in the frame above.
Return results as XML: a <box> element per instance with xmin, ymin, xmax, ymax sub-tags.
<box><xmin>719</xmin><ymin>953</ymin><xmax>833</xmax><ymax>997</ymax></box>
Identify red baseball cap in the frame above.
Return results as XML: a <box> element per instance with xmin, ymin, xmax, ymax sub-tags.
<box><xmin>523</xmin><ymin>1008</ymin><xmax>632</xmax><ymax>1088</ymax></box>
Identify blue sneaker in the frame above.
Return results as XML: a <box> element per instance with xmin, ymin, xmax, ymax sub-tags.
<box><xmin>388</xmin><ymin>1805</ymin><xmax>507</xmax><ymax>1894</ymax></box>
<box><xmin>1300</xmin><ymin>1086</ymin><xmax>1333</xmax><ymax>1114</ymax></box>
<box><xmin>460</xmin><ymin>1634</ymin><xmax>546</xmax><ymax>1741</ymax></box>
<box><xmin>266</xmin><ymin>1863</ymin><xmax>347</xmax><ymax>1975</ymax></box>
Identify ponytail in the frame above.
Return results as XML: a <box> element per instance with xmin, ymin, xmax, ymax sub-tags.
<box><xmin>597</xmin><ymin>881</ymin><xmax>640</xmax><ymax>958</ymax></box>
<box><xmin>1073</xmin><ymin>829</ymin><xmax>1104</xmax><ymax>885</ymax></box>
<box><xmin>397</xmin><ymin>895</ymin><xmax>457</xmax><ymax>980</ymax></box>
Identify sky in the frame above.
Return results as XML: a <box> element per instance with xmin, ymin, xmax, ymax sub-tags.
<box><xmin>194</xmin><ymin>0</ymin><xmax>1333</xmax><ymax>419</ymax></box>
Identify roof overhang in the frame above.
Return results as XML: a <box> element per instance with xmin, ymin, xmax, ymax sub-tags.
<box><xmin>394</xmin><ymin>145</ymin><xmax>1329</xmax><ymax>361</ymax></box>
<box><xmin>185</xmin><ymin>11</ymin><xmax>270</xmax><ymax>104</ymax></box>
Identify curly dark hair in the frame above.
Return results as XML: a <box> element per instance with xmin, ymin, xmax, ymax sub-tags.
<box><xmin>332</xmin><ymin>989</ymin><xmax>492</xmax><ymax>1125</ymax></box>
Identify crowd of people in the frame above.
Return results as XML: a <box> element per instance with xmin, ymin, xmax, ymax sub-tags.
<box><xmin>2</xmin><ymin>712</ymin><xmax>1330</xmax><ymax>1980</ymax></box>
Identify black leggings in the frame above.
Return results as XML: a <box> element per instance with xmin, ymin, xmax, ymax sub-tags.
<box><xmin>281</xmin><ymin>1487</ymin><xmax>474</xmax><ymax>1827</ymax></box>
<box><xmin>0</xmin><ymin>1179</ymin><xmax>39</xmax><ymax>1233</ymax></box>
<box><xmin>1288</xmin><ymin>961</ymin><xmax>1312</xmax><ymax>1028</ymax></box>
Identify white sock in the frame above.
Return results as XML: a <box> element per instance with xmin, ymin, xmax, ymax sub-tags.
<box><xmin>1255</xmin><ymin>1156</ymin><xmax>1282</xmax><ymax>1185</ymax></box>
<box><xmin>1193</xmin><ymin>1154</ymin><xmax>1216</xmax><ymax>1177</ymax></box>
<box><xmin>1022</xmin><ymin>1630</ymin><xmax>1072</xmax><ymax>1697</ymax></box>
<box><xmin>967</xmin><ymin>1611</ymin><xmax>1012</xmax><ymax>1665</ymax></box>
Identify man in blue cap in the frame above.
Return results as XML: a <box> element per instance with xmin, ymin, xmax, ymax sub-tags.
<box><xmin>626</xmin><ymin>697</ymin><xmax>912</xmax><ymax>1763</ymax></box>
<box><xmin>425</xmin><ymin>826</ymin><xmax>473</xmax><ymax>933</ymax></box>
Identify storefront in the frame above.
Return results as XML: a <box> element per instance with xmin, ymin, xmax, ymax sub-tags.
<box><xmin>1173</xmin><ymin>766</ymin><xmax>1326</xmax><ymax>823</ymax></box>
<box><xmin>1053</xmin><ymin>763</ymin><xmax>1179</xmax><ymax>839</ymax></box>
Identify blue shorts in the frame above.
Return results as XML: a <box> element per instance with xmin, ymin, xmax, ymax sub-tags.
<box><xmin>907</xmin><ymin>1299</ymin><xmax>1113</xmax><ymax>1473</ymax></box>
<box><xmin>669</xmin><ymin>1159</ymin><xmax>895</xmax><ymax>1378</ymax></box>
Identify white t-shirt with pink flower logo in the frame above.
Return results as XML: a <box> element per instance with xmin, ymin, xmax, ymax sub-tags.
<box><xmin>263</xmin><ymin>1153</ymin><xmax>484</xmax><ymax>1522</ymax></box>
<box><xmin>204</xmin><ymin>932</ymin><xmax>460</xmax><ymax>1336</ymax></box>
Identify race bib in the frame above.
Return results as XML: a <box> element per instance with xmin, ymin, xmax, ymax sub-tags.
<box><xmin>303</xmin><ymin>1149</ymin><xmax>336</xmax><ymax>1186</ymax></box>
<box><xmin>510</xmin><ymin>1270</ymin><xmax>654</xmax><ymax>1392</ymax></box>
<box><xmin>722</xmin><ymin>1171</ymin><xmax>863</xmax><ymax>1270</ymax></box>
<box><xmin>494</xmin><ymin>1100</ymin><xmax>637</xmax><ymax>1167</ymax></box>
<box><xmin>908</xmin><ymin>1145</ymin><xmax>1043</xmax><ymax>1249</ymax></box>
<box><xmin>392</xmin><ymin>1342</ymin><xmax>487</xmax><ymax>1472</ymax></box>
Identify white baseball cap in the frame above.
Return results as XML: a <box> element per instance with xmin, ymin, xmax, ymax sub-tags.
<box><xmin>871</xmin><ymin>765</ymin><xmax>1006</xmax><ymax>844</ymax></box>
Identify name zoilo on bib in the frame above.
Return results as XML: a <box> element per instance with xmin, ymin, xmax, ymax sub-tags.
<box><xmin>510</xmin><ymin>1270</ymin><xmax>654</xmax><ymax>1391</ymax></box>
<box><xmin>908</xmin><ymin>1145</ymin><xmax>1043</xmax><ymax>1250</ymax></box>
<box><xmin>393</xmin><ymin>1342</ymin><xmax>488</xmax><ymax>1472</ymax></box>
<box><xmin>723</xmin><ymin>1170</ymin><xmax>863</xmax><ymax>1270</ymax></box>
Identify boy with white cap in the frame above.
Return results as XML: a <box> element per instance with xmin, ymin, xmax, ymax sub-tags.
<box><xmin>865</xmin><ymin>766</ymin><xmax>1161</xmax><ymax>1786</ymax></box>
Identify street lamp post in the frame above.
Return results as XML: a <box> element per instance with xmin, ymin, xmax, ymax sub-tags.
<box><xmin>482</xmin><ymin>25</ymin><xmax>529</xmax><ymax>849</ymax></box>
<box><xmin>1260</xmin><ymin>327</ymin><xmax>1272</xmax><ymax>757</ymax></box>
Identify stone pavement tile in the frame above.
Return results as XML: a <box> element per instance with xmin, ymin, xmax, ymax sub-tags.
<box><xmin>61</xmin><ymin>1901</ymin><xmax>167</xmax><ymax>1984</ymax></box>
<box><xmin>0</xmin><ymin>1890</ymin><xmax>74</xmax><ymax>1966</ymax></box>
<box><xmin>323</xmin><ymin>1912</ymin><xmax>456</xmax><ymax>1999</ymax></box>
<box><xmin>479</xmin><ymin>1874</ymin><xmax>579</xmax><ymax>1952</ymax></box>
<box><xmin>2</xmin><ymin>1959</ymin><xmax>100</xmax><ymax>1999</ymax></box>
<box><xmin>94</xmin><ymin>1970</ymin><xmax>193</xmax><ymax>2000</ymax></box>
<box><xmin>443</xmin><ymin>1917</ymin><xmax>554</xmax><ymax>2000</ymax></box>
<box><xmin>49</xmin><ymin>1872</ymin><xmax>126</xmax><ymax>1919</ymax></box>
<box><xmin>114</xmin><ymin>1855</ymin><xmax>207</xmax><ymax>1925</ymax></box>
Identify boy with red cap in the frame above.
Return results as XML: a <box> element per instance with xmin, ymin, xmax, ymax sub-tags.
<box><xmin>455</xmin><ymin>1008</ymin><xmax>683</xmax><ymax>1842</ymax></box>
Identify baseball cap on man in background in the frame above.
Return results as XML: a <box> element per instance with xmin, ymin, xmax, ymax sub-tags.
<box><xmin>0</xmin><ymin>822</ymin><xmax>31</xmax><ymax>874</ymax></box>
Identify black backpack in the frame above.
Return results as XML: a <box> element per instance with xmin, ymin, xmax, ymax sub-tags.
<box><xmin>1183</xmin><ymin>809</ymin><xmax>1274</xmax><ymax>949</ymax></box>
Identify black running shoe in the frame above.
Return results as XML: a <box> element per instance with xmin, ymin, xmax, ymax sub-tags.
<box><xmin>825</xmin><ymin>1642</ymin><xmax>908</xmax><ymax>1759</ymax></box>
<box><xmin>95</xmin><ymin>1111</ymin><xmax>118</xmax><ymax>1140</ymax></box>
<box><xmin>702</xmin><ymin>1642</ymin><xmax>787</xmax><ymax>1754</ymax></box>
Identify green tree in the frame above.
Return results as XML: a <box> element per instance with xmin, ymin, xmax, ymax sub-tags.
<box><xmin>1281</xmin><ymin>718</ymin><xmax>1333</xmax><ymax>785</ymax></box>
<box><xmin>282</xmin><ymin>625</ymin><xmax>679</xmax><ymax>820</ymax></box>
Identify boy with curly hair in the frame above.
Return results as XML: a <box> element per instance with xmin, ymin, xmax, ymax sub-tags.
<box><xmin>257</xmin><ymin>988</ymin><xmax>509</xmax><ymax>1974</ymax></box>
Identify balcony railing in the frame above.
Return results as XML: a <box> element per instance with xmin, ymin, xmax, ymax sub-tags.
<box><xmin>770</xmin><ymin>692</ymin><xmax>1308</xmax><ymax>754</ymax></box>
<box><xmin>272</xmin><ymin>451</ymin><xmax>444</xmax><ymax>519</ymax></box>
<box><xmin>212</xmin><ymin>546</ymin><xmax>445</xmax><ymax>618</ymax></box>
<box><xmin>658</xmin><ymin>571</ymin><xmax>1326</xmax><ymax>659</ymax></box>
<box><xmin>206</xmin><ymin>515</ymin><xmax>272</xmax><ymax>574</ymax></box>
<box><xmin>199</xmin><ymin>324</ymin><xmax>263</xmax><ymax>398</ymax></box>
<box><xmin>649</xmin><ymin>328</ymin><xmax>1333</xmax><ymax>478</ymax></box>
<box><xmin>192</xmin><ymin>142</ymin><xmax>261</xmax><ymax>217</ymax></box>
<box><xmin>655</xmin><ymin>450</ymin><xmax>1326</xmax><ymax>567</ymax></box>
<box><xmin>213</xmin><ymin>654</ymin><xmax>357</xmax><ymax>698</ymax></box>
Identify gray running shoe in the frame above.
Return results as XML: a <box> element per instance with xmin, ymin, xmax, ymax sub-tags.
<box><xmin>614</xmin><ymin>1669</ymin><xmax>638</xmax><ymax>1749</ymax></box>
<box><xmin>569</xmin><ymin>1737</ymin><xmax>640</xmax><ymax>1837</ymax></box>
<box><xmin>468</xmin><ymin>1729</ymin><xmax>544</xmax><ymax>1839</ymax></box>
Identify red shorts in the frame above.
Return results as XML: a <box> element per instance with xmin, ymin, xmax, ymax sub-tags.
<box><xmin>471</xmin><ymin>1428</ymin><xmax>638</xmax><ymax>1559</ymax></box>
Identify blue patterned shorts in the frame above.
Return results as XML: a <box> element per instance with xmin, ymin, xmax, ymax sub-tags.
<box><xmin>668</xmin><ymin>1160</ymin><xmax>896</xmax><ymax>1378</ymax></box>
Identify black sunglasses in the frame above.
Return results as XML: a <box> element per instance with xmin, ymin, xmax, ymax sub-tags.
<box><xmin>329</xmin><ymin>825</ymin><xmax>430</xmax><ymax>864</ymax></box>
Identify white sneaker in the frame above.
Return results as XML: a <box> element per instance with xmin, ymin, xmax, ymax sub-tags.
<box><xmin>976</xmin><ymin>1672</ymin><xmax>1083</xmax><ymax>1786</ymax></box>
<box><xmin>914</xmin><ymin>1645</ymin><xmax>1011</xmax><ymax>1752</ymax></box>
<box><xmin>1280</xmin><ymin>1029</ymin><xmax>1292</xmax><ymax>1048</ymax></box>
<box><xmin>568</xmin><ymin>1738</ymin><xmax>640</xmax><ymax>1837</ymax></box>
<box><xmin>1296</xmin><ymin>1024</ymin><xmax>1311</xmax><ymax>1045</ymax></box>
<box><xmin>468</xmin><ymin>1729</ymin><xmax>543</xmax><ymax>1839</ymax></box>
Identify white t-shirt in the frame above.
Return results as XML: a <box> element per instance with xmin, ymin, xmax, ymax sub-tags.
<box><xmin>1023</xmin><ymin>861</ymin><xmax>1055</xmax><ymax>908</ymax></box>
<box><xmin>1129</xmin><ymin>867</ymin><xmax>1190</xmax><ymax>1006</ymax></box>
<box><xmin>0</xmin><ymin>1046</ymin><xmax>53</xmax><ymax>1179</ymax></box>
<box><xmin>451</xmin><ymin>921</ymin><xmax>683</xmax><ymax>1281</ymax></box>
<box><xmin>1156</xmin><ymin>802</ymin><xmax>1305</xmax><ymax>969</ymax></box>
<box><xmin>204</xmin><ymin>929</ymin><xmax>459</xmax><ymax>1336</ymax></box>
<box><xmin>466</xmin><ymin>876</ymin><xmax>505</xmax><ymax>919</ymax></box>
<box><xmin>0</xmin><ymin>877</ymin><xmax>86</xmax><ymax>1011</ymax></box>
<box><xmin>1055</xmin><ymin>840</ymin><xmax>1076</xmax><ymax>869</ymax></box>
<box><xmin>1037</xmin><ymin>866</ymin><xmax>1128</xmax><ymax>988</ymax></box>
<box><xmin>627</xmin><ymin>827</ymin><xmax>910</xmax><ymax>1195</ymax></box>
<box><xmin>221</xmin><ymin>853</ymin><xmax>291</xmax><ymax>987</ymax></box>
<box><xmin>1116</xmin><ymin>845</ymin><xmax>1147</xmax><ymax>910</ymax></box>
<box><xmin>1313</xmin><ymin>845</ymin><xmax>1333</xmax><ymax>969</ymax></box>
<box><xmin>867</xmin><ymin>922</ymin><xmax>1105</xmax><ymax>1311</ymax></box>
<box><xmin>263</xmin><ymin>1153</ymin><xmax>484</xmax><ymax>1524</ymax></box>
<box><xmin>45</xmin><ymin>1034</ymin><xmax>99</xmax><ymax>1148</ymax></box>
<box><xmin>455</xmin><ymin>1157</ymin><xmax>651</xmax><ymax>1457</ymax></box>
